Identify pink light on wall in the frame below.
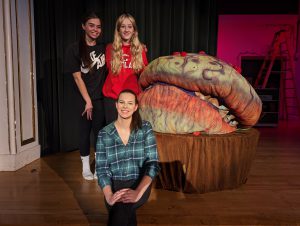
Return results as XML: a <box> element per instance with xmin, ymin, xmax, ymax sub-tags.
<box><xmin>217</xmin><ymin>14</ymin><xmax>300</xmax><ymax>121</ymax></box>
<box><xmin>217</xmin><ymin>15</ymin><xmax>298</xmax><ymax>67</ymax></box>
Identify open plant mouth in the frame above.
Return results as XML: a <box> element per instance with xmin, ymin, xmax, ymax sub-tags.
<box><xmin>138</xmin><ymin>53</ymin><xmax>262</xmax><ymax>134</ymax></box>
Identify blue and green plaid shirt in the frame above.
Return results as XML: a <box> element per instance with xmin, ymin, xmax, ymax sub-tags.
<box><xmin>96</xmin><ymin>120</ymin><xmax>160</xmax><ymax>189</ymax></box>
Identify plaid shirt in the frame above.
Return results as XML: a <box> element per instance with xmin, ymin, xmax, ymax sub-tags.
<box><xmin>96</xmin><ymin>120</ymin><xmax>160</xmax><ymax>189</ymax></box>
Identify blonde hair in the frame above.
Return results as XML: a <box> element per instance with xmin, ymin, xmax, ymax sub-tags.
<box><xmin>111</xmin><ymin>13</ymin><xmax>145</xmax><ymax>75</ymax></box>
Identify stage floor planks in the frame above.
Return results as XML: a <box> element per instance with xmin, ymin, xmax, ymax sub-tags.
<box><xmin>0</xmin><ymin>121</ymin><xmax>300</xmax><ymax>226</ymax></box>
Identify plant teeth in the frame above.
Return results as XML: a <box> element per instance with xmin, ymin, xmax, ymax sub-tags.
<box><xmin>218</xmin><ymin>105</ymin><xmax>229</xmax><ymax>111</ymax></box>
<box><xmin>195</xmin><ymin>91</ymin><xmax>205</xmax><ymax>100</ymax></box>
<box><xmin>195</xmin><ymin>93</ymin><xmax>237</xmax><ymax>127</ymax></box>
<box><xmin>218</xmin><ymin>105</ymin><xmax>229</xmax><ymax>118</ymax></box>
<box><xmin>229</xmin><ymin>121</ymin><xmax>238</xmax><ymax>127</ymax></box>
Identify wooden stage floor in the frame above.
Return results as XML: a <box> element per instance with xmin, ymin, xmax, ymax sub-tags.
<box><xmin>1</xmin><ymin>121</ymin><xmax>300</xmax><ymax>226</ymax></box>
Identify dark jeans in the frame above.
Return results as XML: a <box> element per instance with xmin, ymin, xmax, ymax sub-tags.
<box><xmin>79</xmin><ymin>99</ymin><xmax>105</xmax><ymax>156</ymax></box>
<box><xmin>104</xmin><ymin>97</ymin><xmax>118</xmax><ymax>125</ymax></box>
<box><xmin>106</xmin><ymin>180</ymin><xmax>152</xmax><ymax>226</ymax></box>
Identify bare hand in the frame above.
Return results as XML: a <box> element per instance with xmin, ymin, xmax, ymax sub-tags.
<box><xmin>82</xmin><ymin>102</ymin><xmax>93</xmax><ymax>120</ymax></box>
<box><xmin>106</xmin><ymin>189</ymin><xmax>129</xmax><ymax>206</ymax></box>
<box><xmin>120</xmin><ymin>188</ymin><xmax>142</xmax><ymax>203</ymax></box>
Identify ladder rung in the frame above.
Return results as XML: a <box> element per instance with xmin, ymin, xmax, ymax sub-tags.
<box><xmin>255</xmin><ymin>30</ymin><xmax>297</xmax><ymax>89</ymax></box>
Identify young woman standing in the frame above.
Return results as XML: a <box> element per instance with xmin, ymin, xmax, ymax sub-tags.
<box><xmin>65</xmin><ymin>12</ymin><xmax>106</xmax><ymax>180</ymax></box>
<box><xmin>96</xmin><ymin>89</ymin><xmax>159</xmax><ymax>226</ymax></box>
<box><xmin>103</xmin><ymin>13</ymin><xmax>148</xmax><ymax>124</ymax></box>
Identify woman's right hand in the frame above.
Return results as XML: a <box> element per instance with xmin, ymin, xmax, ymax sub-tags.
<box><xmin>82</xmin><ymin>101</ymin><xmax>93</xmax><ymax>120</ymax></box>
<box><xmin>105</xmin><ymin>189</ymin><xmax>129</xmax><ymax>206</ymax></box>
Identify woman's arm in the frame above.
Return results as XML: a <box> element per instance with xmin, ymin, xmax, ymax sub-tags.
<box><xmin>96</xmin><ymin>131</ymin><xmax>113</xmax><ymax>189</ymax></box>
<box><xmin>142</xmin><ymin>121</ymin><xmax>160</xmax><ymax>178</ymax></box>
<box><xmin>65</xmin><ymin>43</ymin><xmax>92</xmax><ymax>119</ymax></box>
<box><xmin>72</xmin><ymin>71</ymin><xmax>93</xmax><ymax>120</ymax></box>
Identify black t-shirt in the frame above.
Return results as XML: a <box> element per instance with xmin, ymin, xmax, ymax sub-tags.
<box><xmin>64</xmin><ymin>42</ymin><xmax>107</xmax><ymax>100</ymax></box>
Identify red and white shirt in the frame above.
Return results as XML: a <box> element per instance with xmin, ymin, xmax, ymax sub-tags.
<box><xmin>103</xmin><ymin>43</ymin><xmax>148</xmax><ymax>99</ymax></box>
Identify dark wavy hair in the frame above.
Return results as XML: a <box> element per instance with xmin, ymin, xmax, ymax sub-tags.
<box><xmin>79</xmin><ymin>12</ymin><xmax>101</xmax><ymax>71</ymax></box>
<box><xmin>117</xmin><ymin>89</ymin><xmax>142</xmax><ymax>132</ymax></box>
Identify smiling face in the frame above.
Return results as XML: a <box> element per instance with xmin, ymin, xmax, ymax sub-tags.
<box><xmin>82</xmin><ymin>18</ymin><xmax>101</xmax><ymax>43</ymax></box>
<box><xmin>116</xmin><ymin>92</ymin><xmax>138</xmax><ymax>119</ymax></box>
<box><xmin>119</xmin><ymin>18</ymin><xmax>135</xmax><ymax>44</ymax></box>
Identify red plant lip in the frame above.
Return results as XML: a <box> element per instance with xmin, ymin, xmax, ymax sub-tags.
<box><xmin>138</xmin><ymin>84</ymin><xmax>237</xmax><ymax>134</ymax></box>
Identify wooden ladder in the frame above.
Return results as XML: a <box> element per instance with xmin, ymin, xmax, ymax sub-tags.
<box><xmin>254</xmin><ymin>29</ymin><xmax>300</xmax><ymax>120</ymax></box>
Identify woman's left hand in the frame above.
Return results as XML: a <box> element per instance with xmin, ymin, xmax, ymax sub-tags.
<box><xmin>119</xmin><ymin>188</ymin><xmax>142</xmax><ymax>203</ymax></box>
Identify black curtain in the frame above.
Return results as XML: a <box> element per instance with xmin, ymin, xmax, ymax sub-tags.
<box><xmin>34</xmin><ymin>0</ymin><xmax>218</xmax><ymax>155</ymax></box>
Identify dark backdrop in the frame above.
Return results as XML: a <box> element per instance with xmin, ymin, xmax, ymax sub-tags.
<box><xmin>34</xmin><ymin>0</ymin><xmax>218</xmax><ymax>155</ymax></box>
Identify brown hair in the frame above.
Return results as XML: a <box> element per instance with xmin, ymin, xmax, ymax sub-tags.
<box><xmin>79</xmin><ymin>12</ymin><xmax>101</xmax><ymax>71</ymax></box>
<box><xmin>117</xmin><ymin>89</ymin><xmax>142</xmax><ymax>132</ymax></box>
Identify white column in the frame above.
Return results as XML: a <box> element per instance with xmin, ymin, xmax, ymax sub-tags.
<box><xmin>3</xmin><ymin>0</ymin><xmax>17</xmax><ymax>155</ymax></box>
<box><xmin>0</xmin><ymin>0</ymin><xmax>40</xmax><ymax>171</ymax></box>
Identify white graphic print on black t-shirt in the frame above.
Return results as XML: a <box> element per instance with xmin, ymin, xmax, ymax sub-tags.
<box><xmin>64</xmin><ymin>42</ymin><xmax>106</xmax><ymax>100</ymax></box>
<box><xmin>81</xmin><ymin>51</ymin><xmax>105</xmax><ymax>74</ymax></box>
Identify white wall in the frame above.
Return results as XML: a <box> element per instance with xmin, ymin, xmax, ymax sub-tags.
<box><xmin>0</xmin><ymin>0</ymin><xmax>40</xmax><ymax>171</ymax></box>
<box><xmin>0</xmin><ymin>1</ymin><xmax>10</xmax><ymax>155</ymax></box>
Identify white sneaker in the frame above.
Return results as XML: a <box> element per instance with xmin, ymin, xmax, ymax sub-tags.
<box><xmin>81</xmin><ymin>155</ymin><xmax>94</xmax><ymax>180</ymax></box>
<box><xmin>82</xmin><ymin>171</ymin><xmax>94</xmax><ymax>180</ymax></box>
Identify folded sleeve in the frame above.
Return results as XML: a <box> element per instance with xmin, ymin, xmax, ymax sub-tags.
<box><xmin>96</xmin><ymin>130</ymin><xmax>112</xmax><ymax>189</ymax></box>
<box><xmin>64</xmin><ymin>43</ymin><xmax>81</xmax><ymax>74</ymax></box>
<box><xmin>143</xmin><ymin>121</ymin><xmax>160</xmax><ymax>179</ymax></box>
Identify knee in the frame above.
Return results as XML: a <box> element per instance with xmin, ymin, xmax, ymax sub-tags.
<box><xmin>109</xmin><ymin>203</ymin><xmax>134</xmax><ymax>223</ymax></box>
<box><xmin>111</xmin><ymin>202</ymin><xmax>134</xmax><ymax>214</ymax></box>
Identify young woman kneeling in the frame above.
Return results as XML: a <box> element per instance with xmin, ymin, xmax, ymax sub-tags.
<box><xmin>96</xmin><ymin>89</ymin><xmax>160</xmax><ymax>226</ymax></box>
